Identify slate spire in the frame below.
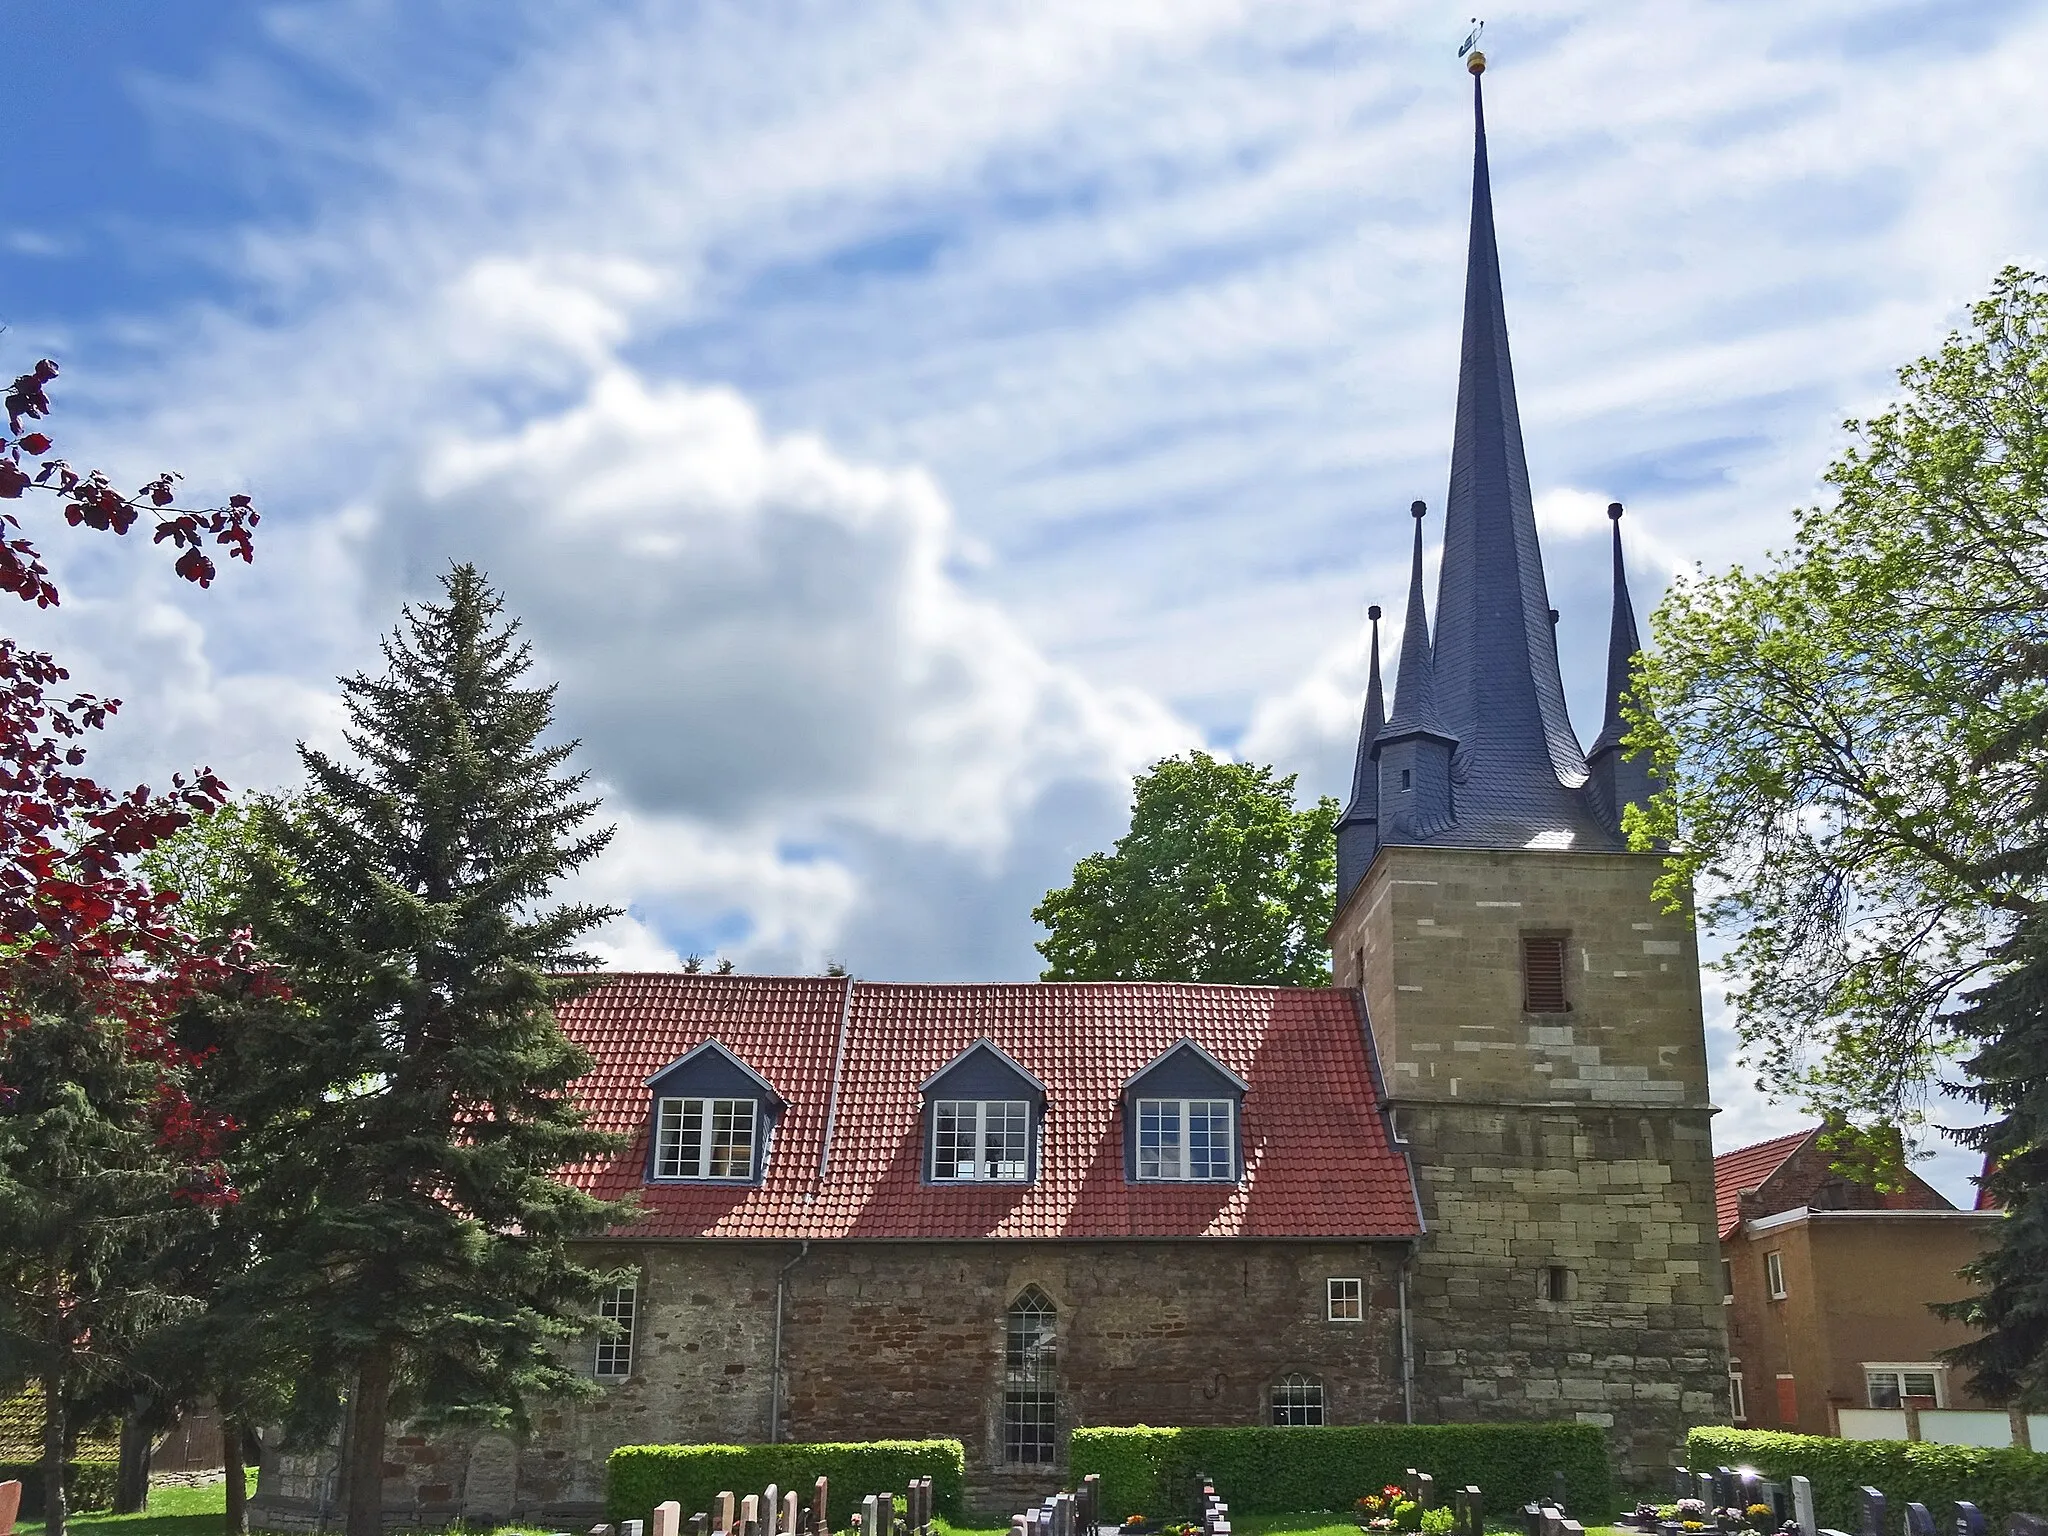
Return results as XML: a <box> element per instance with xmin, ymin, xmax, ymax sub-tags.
<box><xmin>1380</xmin><ymin>502</ymin><xmax>1452</xmax><ymax>745</ymax></box>
<box><xmin>1586</xmin><ymin>501</ymin><xmax>1656</xmax><ymax>834</ymax></box>
<box><xmin>1333</xmin><ymin>604</ymin><xmax>1386</xmax><ymax>907</ymax></box>
<box><xmin>1426</xmin><ymin>53</ymin><xmax>1601</xmax><ymax>846</ymax></box>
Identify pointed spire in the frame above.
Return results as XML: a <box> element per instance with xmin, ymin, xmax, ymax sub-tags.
<box><xmin>1589</xmin><ymin>502</ymin><xmax>1640</xmax><ymax>758</ymax></box>
<box><xmin>1380</xmin><ymin>502</ymin><xmax>1453</xmax><ymax>744</ymax></box>
<box><xmin>1334</xmin><ymin>604</ymin><xmax>1387</xmax><ymax>909</ymax></box>
<box><xmin>1424</xmin><ymin>54</ymin><xmax>1607</xmax><ymax>847</ymax></box>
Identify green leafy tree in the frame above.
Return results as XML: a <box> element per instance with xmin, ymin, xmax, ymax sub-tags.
<box><xmin>1631</xmin><ymin>267</ymin><xmax>2048</xmax><ymax>1133</ymax></box>
<box><xmin>1034</xmin><ymin>752</ymin><xmax>1337</xmax><ymax>985</ymax></box>
<box><xmin>1632</xmin><ymin>267</ymin><xmax>2048</xmax><ymax>1389</ymax></box>
<box><xmin>229</xmin><ymin>564</ymin><xmax>634</xmax><ymax>1536</ymax></box>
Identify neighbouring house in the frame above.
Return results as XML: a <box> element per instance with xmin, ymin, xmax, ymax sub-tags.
<box><xmin>1715</xmin><ymin>1127</ymin><xmax>2005</xmax><ymax>1437</ymax></box>
<box><xmin>252</xmin><ymin>55</ymin><xmax>1727</xmax><ymax>1532</ymax></box>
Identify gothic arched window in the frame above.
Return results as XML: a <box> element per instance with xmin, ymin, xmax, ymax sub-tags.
<box><xmin>1003</xmin><ymin>1287</ymin><xmax>1057</xmax><ymax>1464</ymax></box>
<box><xmin>1270</xmin><ymin>1372</ymin><xmax>1324</xmax><ymax>1426</ymax></box>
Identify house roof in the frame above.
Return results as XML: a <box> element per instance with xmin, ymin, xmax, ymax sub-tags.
<box><xmin>1712</xmin><ymin>1128</ymin><xmax>1814</xmax><ymax>1240</ymax></box>
<box><xmin>556</xmin><ymin>973</ymin><xmax>1422</xmax><ymax>1242</ymax></box>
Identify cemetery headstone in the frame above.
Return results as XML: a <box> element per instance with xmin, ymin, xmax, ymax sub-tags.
<box><xmin>816</xmin><ymin>1479</ymin><xmax>831</xmax><ymax>1536</ymax></box>
<box><xmin>1418</xmin><ymin>1475</ymin><xmax>1436</xmax><ymax>1511</ymax></box>
<box><xmin>863</xmin><ymin>1494</ymin><xmax>881</xmax><ymax>1536</ymax></box>
<box><xmin>1544</xmin><ymin>1506</ymin><xmax>1569</xmax><ymax>1536</ymax></box>
<box><xmin>1010</xmin><ymin>1521</ymin><xmax>1027</xmax><ymax>1536</ymax></box>
<box><xmin>1718</xmin><ymin>1472</ymin><xmax>1740</xmax><ymax>1511</ymax></box>
<box><xmin>1525</xmin><ymin>1503</ymin><xmax>1545</xmax><ymax>1536</ymax></box>
<box><xmin>742</xmin><ymin>1495</ymin><xmax>761</xmax><ymax>1536</ymax></box>
<box><xmin>1793</xmin><ymin>1477</ymin><xmax>1817</xmax><ymax>1536</ymax></box>
<box><xmin>621</xmin><ymin>1521</ymin><xmax>645</xmax><ymax>1536</ymax></box>
<box><xmin>686</xmin><ymin>1516</ymin><xmax>705</xmax><ymax>1536</ymax></box>
<box><xmin>655</xmin><ymin>1501</ymin><xmax>683</xmax><ymax>1536</ymax></box>
<box><xmin>1555</xmin><ymin>1474</ymin><xmax>1572</xmax><ymax>1514</ymax></box>
<box><xmin>1857</xmin><ymin>1488</ymin><xmax>1887</xmax><ymax>1536</ymax></box>
<box><xmin>591</xmin><ymin>1526</ymin><xmax>614</xmax><ymax>1536</ymax></box>
<box><xmin>785</xmin><ymin>1492</ymin><xmax>800</xmax><ymax>1536</ymax></box>
<box><xmin>1700</xmin><ymin>1478</ymin><xmax>1719</xmax><ymax>1509</ymax></box>
<box><xmin>2004</xmin><ymin>1517</ymin><xmax>2047</xmax><ymax>1536</ymax></box>
<box><xmin>1407</xmin><ymin>1472</ymin><xmax>1422</xmax><ymax>1503</ymax></box>
<box><xmin>1905</xmin><ymin>1505</ymin><xmax>1936</xmax><ymax>1536</ymax></box>
<box><xmin>1674</xmin><ymin>1471</ymin><xmax>1693</xmax><ymax>1502</ymax></box>
<box><xmin>765</xmin><ymin>1487</ymin><xmax>779</xmax><ymax>1533</ymax></box>
<box><xmin>1</xmin><ymin>1482</ymin><xmax>21</xmax><ymax>1536</ymax></box>
<box><xmin>1464</xmin><ymin>1487</ymin><xmax>1483</xmax><ymax>1536</ymax></box>
<box><xmin>1560</xmin><ymin>1522</ymin><xmax>1585</xmax><ymax>1536</ymax></box>
<box><xmin>1761</xmin><ymin>1482</ymin><xmax>1786</xmax><ymax>1527</ymax></box>
<box><xmin>717</xmin><ymin>1493</ymin><xmax>737</xmax><ymax>1535</ymax></box>
<box><xmin>1955</xmin><ymin>1504</ymin><xmax>1985</xmax><ymax>1536</ymax></box>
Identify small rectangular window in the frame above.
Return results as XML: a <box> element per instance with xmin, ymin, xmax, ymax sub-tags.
<box><xmin>1136</xmin><ymin>1099</ymin><xmax>1235</xmax><ymax>1181</ymax></box>
<box><xmin>595</xmin><ymin>1281</ymin><xmax>636</xmax><ymax>1379</ymax></box>
<box><xmin>654</xmin><ymin>1096</ymin><xmax>757</xmax><ymax>1180</ymax></box>
<box><xmin>1765</xmin><ymin>1250</ymin><xmax>1786</xmax><ymax>1299</ymax></box>
<box><xmin>1327</xmin><ymin>1278</ymin><xmax>1363</xmax><ymax>1322</ymax></box>
<box><xmin>1270</xmin><ymin>1374</ymin><xmax>1324</xmax><ymax>1427</ymax></box>
<box><xmin>1727</xmin><ymin>1360</ymin><xmax>1745</xmax><ymax>1422</ymax></box>
<box><xmin>931</xmin><ymin>1100</ymin><xmax>1031</xmax><ymax>1182</ymax></box>
<box><xmin>1400</xmin><ymin>768</ymin><xmax>1412</xmax><ymax>791</ymax></box>
<box><xmin>1866</xmin><ymin>1366</ymin><xmax>1944</xmax><ymax>1409</ymax></box>
<box><xmin>1721</xmin><ymin>1259</ymin><xmax>1734</xmax><ymax>1303</ymax></box>
<box><xmin>1521</xmin><ymin>935</ymin><xmax>1569</xmax><ymax>1013</ymax></box>
<box><xmin>1542</xmin><ymin>1265</ymin><xmax>1571</xmax><ymax>1303</ymax></box>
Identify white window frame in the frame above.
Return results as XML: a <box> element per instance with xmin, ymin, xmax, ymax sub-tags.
<box><xmin>1727</xmin><ymin>1359</ymin><xmax>1745</xmax><ymax>1422</ymax></box>
<box><xmin>595</xmin><ymin>1280</ymin><xmax>636</xmax><ymax>1380</ymax></box>
<box><xmin>930</xmin><ymin>1099</ymin><xmax>1031</xmax><ymax>1183</ymax></box>
<box><xmin>1135</xmin><ymin>1097</ymin><xmax>1236</xmax><ymax>1182</ymax></box>
<box><xmin>1764</xmin><ymin>1249</ymin><xmax>1787</xmax><ymax>1299</ymax></box>
<box><xmin>1864</xmin><ymin>1364</ymin><xmax>1946</xmax><ymax>1409</ymax></box>
<box><xmin>653</xmin><ymin>1096</ymin><xmax>758</xmax><ymax>1180</ymax></box>
<box><xmin>1327</xmin><ymin>1277</ymin><xmax>1363</xmax><ymax>1322</ymax></box>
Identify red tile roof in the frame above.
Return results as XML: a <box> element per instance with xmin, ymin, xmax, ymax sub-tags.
<box><xmin>1712</xmin><ymin>1128</ymin><xmax>1814</xmax><ymax>1240</ymax></box>
<box><xmin>557</xmin><ymin>973</ymin><xmax>1422</xmax><ymax>1241</ymax></box>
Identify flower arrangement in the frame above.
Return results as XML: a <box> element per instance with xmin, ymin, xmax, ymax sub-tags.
<box><xmin>1124</xmin><ymin>1520</ymin><xmax>1145</xmax><ymax>1530</ymax></box>
<box><xmin>1356</xmin><ymin>1486</ymin><xmax>1413</xmax><ymax>1532</ymax></box>
<box><xmin>1675</xmin><ymin>1501</ymin><xmax>1709</xmax><ymax>1521</ymax></box>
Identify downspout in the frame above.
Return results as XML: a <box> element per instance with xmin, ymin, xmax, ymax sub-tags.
<box><xmin>1398</xmin><ymin>1241</ymin><xmax>1417</xmax><ymax>1424</ymax></box>
<box><xmin>770</xmin><ymin>1240</ymin><xmax>810</xmax><ymax>1443</ymax></box>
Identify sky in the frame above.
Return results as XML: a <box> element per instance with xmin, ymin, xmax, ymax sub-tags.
<box><xmin>5</xmin><ymin>0</ymin><xmax>2044</xmax><ymax>1201</ymax></box>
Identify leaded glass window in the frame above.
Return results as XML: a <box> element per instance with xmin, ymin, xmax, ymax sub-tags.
<box><xmin>595</xmin><ymin>1281</ymin><xmax>636</xmax><ymax>1379</ymax></box>
<box><xmin>1003</xmin><ymin>1287</ymin><xmax>1057</xmax><ymax>1464</ymax></box>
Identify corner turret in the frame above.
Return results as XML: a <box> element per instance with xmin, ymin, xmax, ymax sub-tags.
<box><xmin>1374</xmin><ymin>502</ymin><xmax>1456</xmax><ymax>839</ymax></box>
<box><xmin>1585</xmin><ymin>501</ymin><xmax>1657</xmax><ymax>837</ymax></box>
<box><xmin>1334</xmin><ymin>604</ymin><xmax>1386</xmax><ymax>907</ymax></box>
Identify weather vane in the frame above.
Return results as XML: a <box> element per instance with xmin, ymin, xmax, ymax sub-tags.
<box><xmin>1457</xmin><ymin>17</ymin><xmax>1485</xmax><ymax>71</ymax></box>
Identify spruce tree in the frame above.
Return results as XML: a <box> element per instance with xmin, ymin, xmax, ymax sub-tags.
<box><xmin>233</xmin><ymin>564</ymin><xmax>632</xmax><ymax>1536</ymax></box>
<box><xmin>1937</xmin><ymin>911</ymin><xmax>2048</xmax><ymax>1407</ymax></box>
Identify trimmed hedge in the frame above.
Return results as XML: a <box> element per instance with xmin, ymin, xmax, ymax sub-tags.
<box><xmin>0</xmin><ymin>1460</ymin><xmax>119</xmax><ymax>1519</ymax></box>
<box><xmin>1069</xmin><ymin>1424</ymin><xmax>1612</xmax><ymax>1522</ymax></box>
<box><xmin>1688</xmin><ymin>1428</ymin><xmax>2048</xmax><ymax>1533</ymax></box>
<box><xmin>608</xmin><ymin>1441</ymin><xmax>965</xmax><ymax>1526</ymax></box>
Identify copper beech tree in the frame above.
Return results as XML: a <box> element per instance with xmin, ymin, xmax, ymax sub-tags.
<box><xmin>0</xmin><ymin>359</ymin><xmax>260</xmax><ymax>1536</ymax></box>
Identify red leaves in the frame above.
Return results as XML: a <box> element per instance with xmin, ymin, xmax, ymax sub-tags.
<box><xmin>0</xmin><ymin>359</ymin><xmax>261</xmax><ymax>604</ymax></box>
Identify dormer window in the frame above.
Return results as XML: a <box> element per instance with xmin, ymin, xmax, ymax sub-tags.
<box><xmin>642</xmin><ymin>1038</ymin><xmax>782</xmax><ymax>1185</ymax></box>
<box><xmin>654</xmin><ymin>1097</ymin><xmax>757</xmax><ymax>1179</ymax></box>
<box><xmin>1122</xmin><ymin>1039</ymin><xmax>1248</xmax><ymax>1184</ymax></box>
<box><xmin>933</xmin><ymin>1099</ymin><xmax>1029</xmax><ymax>1182</ymax></box>
<box><xmin>920</xmin><ymin>1041</ymin><xmax>1046</xmax><ymax>1185</ymax></box>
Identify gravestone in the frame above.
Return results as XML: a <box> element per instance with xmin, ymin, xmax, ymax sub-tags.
<box><xmin>765</xmin><ymin>1487</ymin><xmax>779</xmax><ymax>1534</ymax></box>
<box><xmin>1457</xmin><ymin>1487</ymin><xmax>1483</xmax><ymax>1536</ymax></box>
<box><xmin>1010</xmin><ymin>1521</ymin><xmax>1027</xmax><ymax>1536</ymax></box>
<box><xmin>785</xmin><ymin>1491</ymin><xmax>800</xmax><ymax>1536</ymax></box>
<box><xmin>1718</xmin><ymin>1472</ymin><xmax>1741</xmax><ymax>1511</ymax></box>
<box><xmin>862</xmin><ymin>1494</ymin><xmax>880</xmax><ymax>1536</ymax></box>
<box><xmin>621</xmin><ymin>1521</ymin><xmax>645</xmax><ymax>1536</ymax></box>
<box><xmin>2004</xmin><ymin>1517</ymin><xmax>2047</xmax><ymax>1536</ymax></box>
<box><xmin>590</xmin><ymin>1525</ymin><xmax>614</xmax><ymax>1536</ymax></box>
<box><xmin>1955</xmin><ymin>1504</ymin><xmax>1985</xmax><ymax>1536</ymax></box>
<box><xmin>716</xmin><ymin>1494</ymin><xmax>736</xmax><ymax>1535</ymax></box>
<box><xmin>1674</xmin><ymin>1472</ymin><xmax>1694</xmax><ymax>1502</ymax></box>
<box><xmin>1407</xmin><ymin>1472</ymin><xmax>1422</xmax><ymax>1503</ymax></box>
<box><xmin>1701</xmin><ymin>1478</ymin><xmax>1720</xmax><ymax>1509</ymax></box>
<box><xmin>1417</xmin><ymin>1475</ymin><xmax>1436</xmax><ymax>1511</ymax></box>
<box><xmin>0</xmin><ymin>1481</ymin><xmax>18</xmax><ymax>1536</ymax></box>
<box><xmin>1857</xmin><ymin>1488</ymin><xmax>1887</xmax><ymax>1536</ymax></box>
<box><xmin>1524</xmin><ymin>1503</ymin><xmax>1546</xmax><ymax>1536</ymax></box>
<box><xmin>1555</xmin><ymin>1475</ymin><xmax>1571</xmax><ymax>1514</ymax></box>
<box><xmin>1740</xmin><ymin>1474</ymin><xmax>1760</xmax><ymax>1514</ymax></box>
<box><xmin>653</xmin><ymin>1502</ymin><xmax>682</xmax><ymax>1536</ymax></box>
<box><xmin>688</xmin><ymin>1516</ymin><xmax>706</xmax><ymax>1536</ymax></box>
<box><xmin>1793</xmin><ymin>1477</ymin><xmax>1817</xmax><ymax>1536</ymax></box>
<box><xmin>816</xmin><ymin>1479</ymin><xmax>831</xmax><ymax>1536</ymax></box>
<box><xmin>741</xmin><ymin>1496</ymin><xmax>760</xmax><ymax>1536</ymax></box>
<box><xmin>1905</xmin><ymin>1505</ymin><xmax>1936</xmax><ymax>1536</ymax></box>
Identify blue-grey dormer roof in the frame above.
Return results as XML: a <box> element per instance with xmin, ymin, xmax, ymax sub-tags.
<box><xmin>919</xmin><ymin>1038</ymin><xmax>1047</xmax><ymax>1099</ymax></box>
<box><xmin>1123</xmin><ymin>1038</ymin><xmax>1250</xmax><ymax>1099</ymax></box>
<box><xmin>645</xmin><ymin>1037</ymin><xmax>785</xmax><ymax>1106</ymax></box>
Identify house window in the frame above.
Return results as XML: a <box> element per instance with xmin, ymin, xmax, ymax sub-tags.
<box><xmin>1004</xmin><ymin>1287</ymin><xmax>1057</xmax><ymax>1465</ymax></box>
<box><xmin>1727</xmin><ymin>1360</ymin><xmax>1745</xmax><ymax>1422</ymax></box>
<box><xmin>931</xmin><ymin>1099</ymin><xmax>1030</xmax><ymax>1182</ymax></box>
<box><xmin>1865</xmin><ymin>1366</ymin><xmax>1944</xmax><ymax>1409</ymax></box>
<box><xmin>1327</xmin><ymin>1278</ymin><xmax>1363</xmax><ymax>1322</ymax></box>
<box><xmin>594</xmin><ymin>1281</ymin><xmax>636</xmax><ymax>1380</ymax></box>
<box><xmin>1270</xmin><ymin>1374</ymin><xmax>1324</xmax><ymax>1427</ymax></box>
<box><xmin>1521</xmin><ymin>935</ymin><xmax>1569</xmax><ymax>1012</ymax></box>
<box><xmin>1764</xmin><ymin>1250</ymin><xmax>1786</xmax><ymax>1299</ymax></box>
<box><xmin>1721</xmin><ymin>1259</ymin><xmax>1734</xmax><ymax>1304</ymax></box>
<box><xmin>1541</xmin><ymin>1266</ymin><xmax>1572</xmax><ymax>1303</ymax></box>
<box><xmin>1136</xmin><ymin>1099</ymin><xmax>1235</xmax><ymax>1181</ymax></box>
<box><xmin>1400</xmin><ymin>768</ymin><xmax>1412</xmax><ymax>791</ymax></box>
<box><xmin>654</xmin><ymin>1096</ymin><xmax>758</xmax><ymax>1179</ymax></box>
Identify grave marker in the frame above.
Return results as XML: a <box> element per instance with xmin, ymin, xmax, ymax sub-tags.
<box><xmin>1857</xmin><ymin>1488</ymin><xmax>1887</xmax><ymax>1536</ymax></box>
<box><xmin>1793</xmin><ymin>1477</ymin><xmax>1817</xmax><ymax>1536</ymax></box>
<box><xmin>1417</xmin><ymin>1475</ymin><xmax>1436</xmax><ymax>1511</ymax></box>
<box><xmin>1955</xmin><ymin>1504</ymin><xmax>1985</xmax><ymax>1536</ymax></box>
<box><xmin>621</xmin><ymin>1521</ymin><xmax>645</xmax><ymax>1536</ymax></box>
<box><xmin>816</xmin><ymin>1480</ymin><xmax>831</xmax><ymax>1536</ymax></box>
<box><xmin>687</xmin><ymin>1516</ymin><xmax>705</xmax><ymax>1536</ymax></box>
<box><xmin>655</xmin><ymin>1501</ymin><xmax>682</xmax><ymax>1536</ymax></box>
<box><xmin>716</xmin><ymin>1494</ymin><xmax>736</xmax><ymax>1535</ymax></box>
<box><xmin>1906</xmin><ymin>1506</ymin><xmax>1936</xmax><ymax>1536</ymax></box>
<box><xmin>2004</xmin><ymin>1517</ymin><xmax>2047</xmax><ymax>1536</ymax></box>
<box><xmin>785</xmin><ymin>1491</ymin><xmax>800</xmax><ymax>1536</ymax></box>
<box><xmin>1555</xmin><ymin>1475</ymin><xmax>1571</xmax><ymax>1514</ymax></box>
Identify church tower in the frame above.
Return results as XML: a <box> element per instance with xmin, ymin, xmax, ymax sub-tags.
<box><xmin>1328</xmin><ymin>52</ymin><xmax>1726</xmax><ymax>1478</ymax></box>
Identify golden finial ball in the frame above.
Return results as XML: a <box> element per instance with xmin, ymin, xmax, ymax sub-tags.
<box><xmin>1466</xmin><ymin>49</ymin><xmax>1486</xmax><ymax>75</ymax></box>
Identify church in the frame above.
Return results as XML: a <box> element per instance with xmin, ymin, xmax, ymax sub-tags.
<box><xmin>254</xmin><ymin>55</ymin><xmax>1726</xmax><ymax>1531</ymax></box>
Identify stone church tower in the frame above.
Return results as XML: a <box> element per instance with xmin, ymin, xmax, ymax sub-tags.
<box><xmin>1328</xmin><ymin>55</ymin><xmax>1727</xmax><ymax>1476</ymax></box>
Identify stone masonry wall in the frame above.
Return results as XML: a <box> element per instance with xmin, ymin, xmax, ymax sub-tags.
<box><xmin>1330</xmin><ymin>844</ymin><xmax>1729</xmax><ymax>1486</ymax></box>
<box><xmin>253</xmin><ymin>1239</ymin><xmax>1409</xmax><ymax>1528</ymax></box>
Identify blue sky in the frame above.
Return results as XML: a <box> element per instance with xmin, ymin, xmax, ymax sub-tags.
<box><xmin>7</xmin><ymin>0</ymin><xmax>2045</xmax><ymax>1198</ymax></box>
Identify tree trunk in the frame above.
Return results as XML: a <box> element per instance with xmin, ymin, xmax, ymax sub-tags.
<box><xmin>222</xmin><ymin>1419</ymin><xmax>248</xmax><ymax>1536</ymax></box>
<box><xmin>114</xmin><ymin>1401</ymin><xmax>153</xmax><ymax>1514</ymax></box>
<box><xmin>343</xmin><ymin>1345</ymin><xmax>393</xmax><ymax>1536</ymax></box>
<box><xmin>41</xmin><ymin>1371</ymin><xmax>69</xmax><ymax>1536</ymax></box>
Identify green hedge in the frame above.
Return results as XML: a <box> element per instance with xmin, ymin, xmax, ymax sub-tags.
<box><xmin>0</xmin><ymin>1459</ymin><xmax>118</xmax><ymax>1519</ymax></box>
<box><xmin>607</xmin><ymin>1441</ymin><xmax>965</xmax><ymax>1526</ymax></box>
<box><xmin>1070</xmin><ymin>1424</ymin><xmax>1612</xmax><ymax>1522</ymax></box>
<box><xmin>1688</xmin><ymin>1428</ymin><xmax>2048</xmax><ymax>1532</ymax></box>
